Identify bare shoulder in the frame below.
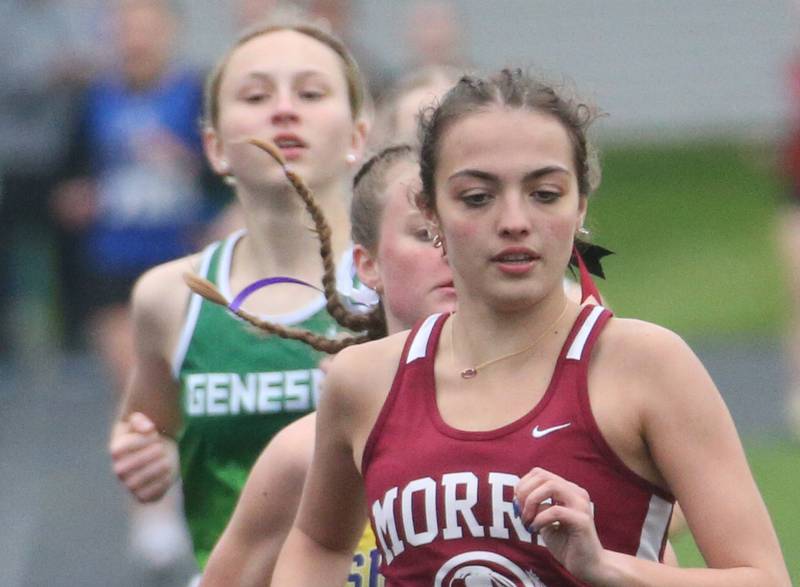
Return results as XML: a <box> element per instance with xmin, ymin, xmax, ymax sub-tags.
<box><xmin>320</xmin><ymin>330</ymin><xmax>411</xmax><ymax>451</ymax></box>
<box><xmin>130</xmin><ymin>252</ymin><xmax>204</xmax><ymax>352</ymax></box>
<box><xmin>586</xmin><ymin>315</ymin><xmax>724</xmax><ymax>487</ymax></box>
<box><xmin>259</xmin><ymin>413</ymin><xmax>317</xmax><ymax>476</ymax></box>
<box><xmin>591</xmin><ymin>315</ymin><xmax>715</xmax><ymax>416</ymax></box>
<box><xmin>325</xmin><ymin>330</ymin><xmax>410</xmax><ymax>400</ymax></box>
<box><xmin>594</xmin><ymin>316</ymin><xmax>699</xmax><ymax>380</ymax></box>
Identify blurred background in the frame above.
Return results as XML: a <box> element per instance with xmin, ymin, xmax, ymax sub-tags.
<box><xmin>1</xmin><ymin>0</ymin><xmax>798</xmax><ymax>585</ymax></box>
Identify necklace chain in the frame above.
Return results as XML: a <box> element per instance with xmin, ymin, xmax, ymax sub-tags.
<box><xmin>450</xmin><ymin>303</ymin><xmax>570</xmax><ymax>379</ymax></box>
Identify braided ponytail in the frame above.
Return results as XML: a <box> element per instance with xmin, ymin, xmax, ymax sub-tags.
<box><xmin>182</xmin><ymin>273</ymin><xmax>371</xmax><ymax>353</ymax></box>
<box><xmin>183</xmin><ymin>138</ymin><xmax>385</xmax><ymax>353</ymax></box>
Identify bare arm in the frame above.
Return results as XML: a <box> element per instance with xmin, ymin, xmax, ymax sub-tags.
<box><xmin>201</xmin><ymin>415</ymin><xmax>315</xmax><ymax>587</ymax></box>
<box><xmin>272</xmin><ymin>346</ymin><xmax>378</xmax><ymax>585</ymax></box>
<box><xmin>623</xmin><ymin>326</ymin><xmax>789</xmax><ymax>584</ymax></box>
<box><xmin>517</xmin><ymin>322</ymin><xmax>790</xmax><ymax>585</ymax></box>
<box><xmin>109</xmin><ymin>257</ymin><xmax>197</xmax><ymax>502</ymax></box>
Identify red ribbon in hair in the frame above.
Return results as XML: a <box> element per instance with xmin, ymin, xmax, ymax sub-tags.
<box><xmin>570</xmin><ymin>243</ymin><xmax>613</xmax><ymax>304</ymax></box>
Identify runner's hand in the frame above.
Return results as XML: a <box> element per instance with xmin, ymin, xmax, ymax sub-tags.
<box><xmin>110</xmin><ymin>412</ymin><xmax>179</xmax><ymax>503</ymax></box>
<box><xmin>515</xmin><ymin>467</ymin><xmax>608</xmax><ymax>582</ymax></box>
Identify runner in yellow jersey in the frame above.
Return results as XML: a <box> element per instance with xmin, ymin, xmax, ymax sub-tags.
<box><xmin>200</xmin><ymin>145</ymin><xmax>458</xmax><ymax>586</ymax></box>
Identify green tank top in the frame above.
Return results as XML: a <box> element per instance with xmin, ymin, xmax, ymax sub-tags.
<box><xmin>172</xmin><ymin>230</ymin><xmax>358</xmax><ymax>569</ymax></box>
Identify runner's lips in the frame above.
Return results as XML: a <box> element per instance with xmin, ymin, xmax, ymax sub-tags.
<box><xmin>272</xmin><ymin>133</ymin><xmax>307</xmax><ymax>149</ymax></box>
<box><xmin>490</xmin><ymin>247</ymin><xmax>540</xmax><ymax>263</ymax></box>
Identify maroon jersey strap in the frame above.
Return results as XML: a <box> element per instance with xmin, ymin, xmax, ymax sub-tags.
<box><xmin>361</xmin><ymin>313</ymin><xmax>448</xmax><ymax>473</ymax></box>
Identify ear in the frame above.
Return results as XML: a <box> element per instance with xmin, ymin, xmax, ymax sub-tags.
<box><xmin>347</xmin><ymin>117</ymin><xmax>370</xmax><ymax>167</ymax></box>
<box><xmin>353</xmin><ymin>243</ymin><xmax>382</xmax><ymax>293</ymax></box>
<box><xmin>203</xmin><ymin>126</ymin><xmax>229</xmax><ymax>176</ymax></box>
<box><xmin>576</xmin><ymin>195</ymin><xmax>588</xmax><ymax>233</ymax></box>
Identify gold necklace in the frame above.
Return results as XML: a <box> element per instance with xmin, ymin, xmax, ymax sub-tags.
<box><xmin>450</xmin><ymin>303</ymin><xmax>570</xmax><ymax>379</ymax></box>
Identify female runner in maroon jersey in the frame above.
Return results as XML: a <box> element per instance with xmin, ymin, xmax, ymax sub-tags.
<box><xmin>271</xmin><ymin>69</ymin><xmax>790</xmax><ymax>585</ymax></box>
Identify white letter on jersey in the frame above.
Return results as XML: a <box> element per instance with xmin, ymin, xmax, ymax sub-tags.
<box><xmin>205</xmin><ymin>373</ymin><xmax>229</xmax><ymax>415</ymax></box>
<box><xmin>284</xmin><ymin>370</ymin><xmax>311</xmax><ymax>411</ymax></box>
<box><xmin>488</xmin><ymin>473</ymin><xmax>532</xmax><ymax>543</ymax></box>
<box><xmin>402</xmin><ymin>477</ymin><xmax>438</xmax><ymax>546</ymax></box>
<box><xmin>185</xmin><ymin>374</ymin><xmax>205</xmax><ymax>416</ymax></box>
<box><xmin>230</xmin><ymin>373</ymin><xmax>257</xmax><ymax>414</ymax></box>
<box><xmin>372</xmin><ymin>487</ymin><xmax>404</xmax><ymax>565</ymax></box>
<box><xmin>312</xmin><ymin>368</ymin><xmax>323</xmax><ymax>407</ymax></box>
<box><xmin>257</xmin><ymin>372</ymin><xmax>283</xmax><ymax>413</ymax></box>
<box><xmin>442</xmin><ymin>472</ymin><xmax>484</xmax><ymax>539</ymax></box>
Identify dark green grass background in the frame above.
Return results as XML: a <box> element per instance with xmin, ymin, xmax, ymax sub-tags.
<box><xmin>590</xmin><ymin>141</ymin><xmax>798</xmax><ymax>580</ymax></box>
<box><xmin>589</xmin><ymin>141</ymin><xmax>788</xmax><ymax>338</ymax></box>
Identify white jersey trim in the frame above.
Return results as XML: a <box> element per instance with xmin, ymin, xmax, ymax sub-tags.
<box><xmin>217</xmin><ymin>229</ymin><xmax>246</xmax><ymax>306</ymax></box>
<box><xmin>566</xmin><ymin>306</ymin><xmax>605</xmax><ymax>361</ymax></box>
<box><xmin>170</xmin><ymin>241</ymin><xmax>221</xmax><ymax>379</ymax></box>
<box><xmin>217</xmin><ymin>230</ymin><xmax>358</xmax><ymax>326</ymax></box>
<box><xmin>635</xmin><ymin>494</ymin><xmax>673</xmax><ymax>561</ymax></box>
<box><xmin>406</xmin><ymin>314</ymin><xmax>443</xmax><ymax>364</ymax></box>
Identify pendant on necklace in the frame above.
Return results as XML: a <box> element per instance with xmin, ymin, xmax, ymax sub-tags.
<box><xmin>460</xmin><ymin>368</ymin><xmax>478</xmax><ymax>379</ymax></box>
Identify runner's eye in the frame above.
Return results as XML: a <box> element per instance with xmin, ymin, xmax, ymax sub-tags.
<box><xmin>532</xmin><ymin>189</ymin><xmax>561</xmax><ymax>203</ymax></box>
<box><xmin>461</xmin><ymin>192</ymin><xmax>493</xmax><ymax>207</ymax></box>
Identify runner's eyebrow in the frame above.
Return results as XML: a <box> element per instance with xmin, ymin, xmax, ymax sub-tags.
<box><xmin>521</xmin><ymin>166</ymin><xmax>570</xmax><ymax>182</ymax></box>
<box><xmin>238</xmin><ymin>69</ymin><xmax>330</xmax><ymax>85</ymax></box>
<box><xmin>448</xmin><ymin>165</ymin><xmax>570</xmax><ymax>184</ymax></box>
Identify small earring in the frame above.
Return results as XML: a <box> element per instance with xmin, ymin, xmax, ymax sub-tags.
<box><xmin>345</xmin><ymin>153</ymin><xmax>357</xmax><ymax>164</ymax></box>
<box><xmin>432</xmin><ymin>233</ymin><xmax>447</xmax><ymax>257</ymax></box>
<box><xmin>577</xmin><ymin>226</ymin><xmax>590</xmax><ymax>238</ymax></box>
<box><xmin>223</xmin><ymin>175</ymin><xmax>237</xmax><ymax>187</ymax></box>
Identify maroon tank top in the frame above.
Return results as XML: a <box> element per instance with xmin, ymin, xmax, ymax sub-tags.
<box><xmin>362</xmin><ymin>305</ymin><xmax>674</xmax><ymax>586</ymax></box>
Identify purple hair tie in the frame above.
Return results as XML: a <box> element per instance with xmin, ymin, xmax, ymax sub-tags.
<box><xmin>228</xmin><ymin>276</ymin><xmax>323</xmax><ymax>312</ymax></box>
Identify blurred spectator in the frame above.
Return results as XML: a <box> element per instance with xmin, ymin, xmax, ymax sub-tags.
<box><xmin>51</xmin><ymin>1</ymin><xmax>216</xmax><ymax>569</ymax></box>
<box><xmin>308</xmin><ymin>0</ymin><xmax>393</xmax><ymax>101</ymax></box>
<box><xmin>52</xmin><ymin>0</ymin><xmax>218</xmax><ymax>383</ymax></box>
<box><xmin>0</xmin><ymin>0</ymin><xmax>103</xmax><ymax>360</ymax></box>
<box><xmin>234</xmin><ymin>0</ymin><xmax>280</xmax><ymax>30</ymax></box>
<box><xmin>404</xmin><ymin>0</ymin><xmax>469</xmax><ymax>71</ymax></box>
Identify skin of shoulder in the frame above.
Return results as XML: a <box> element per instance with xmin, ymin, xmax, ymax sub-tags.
<box><xmin>201</xmin><ymin>414</ymin><xmax>316</xmax><ymax>587</ymax></box>
<box><xmin>588</xmin><ymin>316</ymin><xmax>744</xmax><ymax>489</ymax></box>
<box><xmin>321</xmin><ymin>329</ymin><xmax>411</xmax><ymax>468</ymax></box>
<box><xmin>589</xmin><ymin>316</ymin><xmax>789</xmax><ymax>579</ymax></box>
<box><xmin>277</xmin><ymin>330</ymin><xmax>409</xmax><ymax>564</ymax></box>
<box><xmin>117</xmin><ymin>252</ymin><xmax>203</xmax><ymax>434</ymax></box>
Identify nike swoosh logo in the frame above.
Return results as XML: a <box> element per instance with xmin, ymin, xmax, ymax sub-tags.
<box><xmin>531</xmin><ymin>422</ymin><xmax>571</xmax><ymax>438</ymax></box>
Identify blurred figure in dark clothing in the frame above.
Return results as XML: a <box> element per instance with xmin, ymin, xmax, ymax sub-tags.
<box><xmin>0</xmin><ymin>0</ymin><xmax>102</xmax><ymax>360</ymax></box>
<box><xmin>51</xmin><ymin>0</ymin><xmax>218</xmax><ymax>570</ymax></box>
<box><xmin>52</xmin><ymin>0</ymin><xmax>219</xmax><ymax>389</ymax></box>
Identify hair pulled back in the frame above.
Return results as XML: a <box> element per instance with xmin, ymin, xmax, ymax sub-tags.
<box><xmin>417</xmin><ymin>68</ymin><xmax>601</xmax><ymax>213</ymax></box>
<box><xmin>202</xmin><ymin>16</ymin><xmax>367</xmax><ymax>129</ymax></box>
<box><xmin>351</xmin><ymin>144</ymin><xmax>415</xmax><ymax>251</ymax></box>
